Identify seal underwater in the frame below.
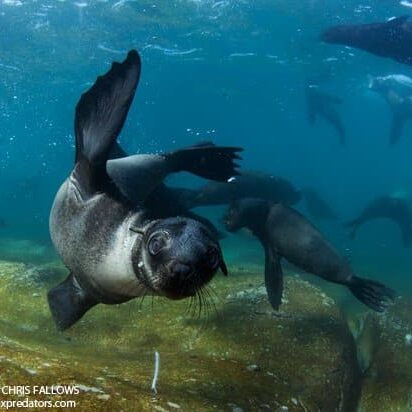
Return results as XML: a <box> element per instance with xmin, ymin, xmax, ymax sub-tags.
<box><xmin>48</xmin><ymin>50</ymin><xmax>243</xmax><ymax>330</ymax></box>
<box><xmin>305</xmin><ymin>81</ymin><xmax>345</xmax><ymax>145</ymax></box>
<box><xmin>369</xmin><ymin>74</ymin><xmax>412</xmax><ymax>144</ymax></box>
<box><xmin>345</xmin><ymin>195</ymin><xmax>412</xmax><ymax>247</ymax></box>
<box><xmin>223</xmin><ymin>198</ymin><xmax>396</xmax><ymax>312</ymax></box>
<box><xmin>321</xmin><ymin>16</ymin><xmax>412</xmax><ymax>66</ymax></box>
<box><xmin>187</xmin><ymin>170</ymin><xmax>301</xmax><ymax>209</ymax></box>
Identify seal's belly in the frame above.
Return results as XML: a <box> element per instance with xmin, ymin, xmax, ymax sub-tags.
<box><xmin>50</xmin><ymin>178</ymin><xmax>148</xmax><ymax>300</ymax></box>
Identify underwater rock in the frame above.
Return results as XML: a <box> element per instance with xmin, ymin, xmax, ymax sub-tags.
<box><xmin>357</xmin><ymin>297</ymin><xmax>412</xmax><ymax>412</ymax></box>
<box><xmin>0</xmin><ymin>262</ymin><xmax>360</xmax><ymax>411</ymax></box>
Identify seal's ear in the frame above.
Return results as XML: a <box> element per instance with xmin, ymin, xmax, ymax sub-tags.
<box><xmin>130</xmin><ymin>226</ymin><xmax>145</xmax><ymax>235</ymax></box>
<box><xmin>220</xmin><ymin>259</ymin><xmax>228</xmax><ymax>276</ymax></box>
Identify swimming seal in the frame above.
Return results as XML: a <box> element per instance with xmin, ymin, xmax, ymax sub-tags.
<box><xmin>369</xmin><ymin>74</ymin><xmax>412</xmax><ymax>144</ymax></box>
<box><xmin>223</xmin><ymin>198</ymin><xmax>396</xmax><ymax>312</ymax></box>
<box><xmin>48</xmin><ymin>50</ymin><xmax>243</xmax><ymax>330</ymax></box>
<box><xmin>186</xmin><ymin>170</ymin><xmax>301</xmax><ymax>209</ymax></box>
<box><xmin>345</xmin><ymin>195</ymin><xmax>412</xmax><ymax>247</ymax></box>
<box><xmin>321</xmin><ymin>16</ymin><xmax>412</xmax><ymax>66</ymax></box>
<box><xmin>305</xmin><ymin>81</ymin><xmax>345</xmax><ymax>145</ymax></box>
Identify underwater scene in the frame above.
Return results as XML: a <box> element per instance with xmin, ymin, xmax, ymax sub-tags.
<box><xmin>0</xmin><ymin>0</ymin><xmax>412</xmax><ymax>411</ymax></box>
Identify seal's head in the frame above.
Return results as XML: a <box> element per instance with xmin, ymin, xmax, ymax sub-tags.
<box><xmin>223</xmin><ymin>198</ymin><xmax>270</xmax><ymax>233</ymax></box>
<box><xmin>133</xmin><ymin>217</ymin><xmax>227</xmax><ymax>300</ymax></box>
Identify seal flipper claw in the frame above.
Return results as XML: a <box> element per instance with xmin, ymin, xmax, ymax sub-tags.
<box><xmin>48</xmin><ymin>273</ymin><xmax>98</xmax><ymax>331</ymax></box>
<box><xmin>348</xmin><ymin>276</ymin><xmax>396</xmax><ymax>312</ymax></box>
<box><xmin>74</xmin><ymin>49</ymin><xmax>141</xmax><ymax>195</ymax></box>
<box><xmin>166</xmin><ymin>144</ymin><xmax>243</xmax><ymax>182</ymax></box>
<box><xmin>264</xmin><ymin>248</ymin><xmax>284</xmax><ymax>310</ymax></box>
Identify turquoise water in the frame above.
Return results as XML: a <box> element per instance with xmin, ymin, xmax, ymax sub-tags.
<box><xmin>0</xmin><ymin>2</ymin><xmax>411</xmax><ymax>410</ymax></box>
<box><xmin>1</xmin><ymin>1</ymin><xmax>411</xmax><ymax>290</ymax></box>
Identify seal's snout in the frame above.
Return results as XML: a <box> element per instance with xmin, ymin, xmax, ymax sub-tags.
<box><xmin>141</xmin><ymin>217</ymin><xmax>228</xmax><ymax>298</ymax></box>
<box><xmin>168</xmin><ymin>261</ymin><xmax>193</xmax><ymax>279</ymax></box>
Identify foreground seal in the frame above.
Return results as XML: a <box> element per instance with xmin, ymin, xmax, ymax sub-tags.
<box><xmin>48</xmin><ymin>50</ymin><xmax>242</xmax><ymax>330</ymax></box>
<box><xmin>223</xmin><ymin>198</ymin><xmax>396</xmax><ymax>312</ymax></box>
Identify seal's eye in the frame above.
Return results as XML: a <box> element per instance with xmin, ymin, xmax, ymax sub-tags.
<box><xmin>148</xmin><ymin>232</ymin><xmax>169</xmax><ymax>256</ymax></box>
<box><xmin>206</xmin><ymin>247</ymin><xmax>220</xmax><ymax>270</ymax></box>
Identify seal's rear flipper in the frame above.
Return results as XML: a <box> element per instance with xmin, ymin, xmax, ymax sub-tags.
<box><xmin>348</xmin><ymin>276</ymin><xmax>396</xmax><ymax>312</ymax></box>
<box><xmin>265</xmin><ymin>248</ymin><xmax>284</xmax><ymax>310</ymax></box>
<box><xmin>48</xmin><ymin>273</ymin><xmax>98</xmax><ymax>331</ymax></box>
<box><xmin>74</xmin><ymin>50</ymin><xmax>141</xmax><ymax>195</ymax></box>
<box><xmin>166</xmin><ymin>143</ymin><xmax>243</xmax><ymax>182</ymax></box>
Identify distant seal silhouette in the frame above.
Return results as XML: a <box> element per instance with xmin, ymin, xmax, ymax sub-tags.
<box><xmin>223</xmin><ymin>198</ymin><xmax>396</xmax><ymax>312</ymax></box>
<box><xmin>345</xmin><ymin>195</ymin><xmax>412</xmax><ymax>247</ymax></box>
<box><xmin>48</xmin><ymin>50</ymin><xmax>243</xmax><ymax>330</ymax></box>
<box><xmin>187</xmin><ymin>170</ymin><xmax>301</xmax><ymax>209</ymax></box>
<box><xmin>369</xmin><ymin>74</ymin><xmax>412</xmax><ymax>144</ymax></box>
<box><xmin>321</xmin><ymin>16</ymin><xmax>412</xmax><ymax>66</ymax></box>
<box><xmin>305</xmin><ymin>81</ymin><xmax>345</xmax><ymax>145</ymax></box>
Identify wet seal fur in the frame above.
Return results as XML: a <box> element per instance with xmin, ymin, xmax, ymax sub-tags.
<box><xmin>48</xmin><ymin>50</ymin><xmax>243</xmax><ymax>330</ymax></box>
<box><xmin>223</xmin><ymin>198</ymin><xmax>396</xmax><ymax>312</ymax></box>
<box><xmin>321</xmin><ymin>16</ymin><xmax>412</xmax><ymax>66</ymax></box>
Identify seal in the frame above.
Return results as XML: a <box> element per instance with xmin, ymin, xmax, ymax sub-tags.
<box><xmin>185</xmin><ymin>170</ymin><xmax>301</xmax><ymax>209</ymax></box>
<box><xmin>321</xmin><ymin>16</ymin><xmax>412</xmax><ymax>66</ymax></box>
<box><xmin>305</xmin><ymin>80</ymin><xmax>345</xmax><ymax>145</ymax></box>
<box><xmin>345</xmin><ymin>194</ymin><xmax>412</xmax><ymax>247</ymax></box>
<box><xmin>223</xmin><ymin>198</ymin><xmax>396</xmax><ymax>312</ymax></box>
<box><xmin>48</xmin><ymin>50</ymin><xmax>243</xmax><ymax>331</ymax></box>
<box><xmin>109</xmin><ymin>142</ymin><xmax>225</xmax><ymax>239</ymax></box>
<box><xmin>369</xmin><ymin>74</ymin><xmax>412</xmax><ymax>144</ymax></box>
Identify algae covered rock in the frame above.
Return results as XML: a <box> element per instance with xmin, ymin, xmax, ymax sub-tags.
<box><xmin>0</xmin><ymin>261</ymin><xmax>360</xmax><ymax>411</ymax></box>
<box><xmin>357</xmin><ymin>297</ymin><xmax>412</xmax><ymax>412</ymax></box>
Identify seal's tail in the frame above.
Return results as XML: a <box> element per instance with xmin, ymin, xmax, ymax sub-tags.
<box><xmin>348</xmin><ymin>276</ymin><xmax>396</xmax><ymax>312</ymax></box>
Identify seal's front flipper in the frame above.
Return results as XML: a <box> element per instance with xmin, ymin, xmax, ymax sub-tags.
<box><xmin>348</xmin><ymin>276</ymin><xmax>396</xmax><ymax>312</ymax></box>
<box><xmin>389</xmin><ymin>111</ymin><xmax>406</xmax><ymax>145</ymax></box>
<box><xmin>107</xmin><ymin>143</ymin><xmax>243</xmax><ymax>203</ymax></box>
<box><xmin>166</xmin><ymin>143</ymin><xmax>243</xmax><ymax>182</ymax></box>
<box><xmin>264</xmin><ymin>248</ymin><xmax>284</xmax><ymax>310</ymax></box>
<box><xmin>74</xmin><ymin>50</ymin><xmax>141</xmax><ymax>195</ymax></box>
<box><xmin>47</xmin><ymin>273</ymin><xmax>98</xmax><ymax>331</ymax></box>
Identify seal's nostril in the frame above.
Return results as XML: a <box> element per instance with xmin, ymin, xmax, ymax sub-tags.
<box><xmin>170</xmin><ymin>262</ymin><xmax>192</xmax><ymax>278</ymax></box>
